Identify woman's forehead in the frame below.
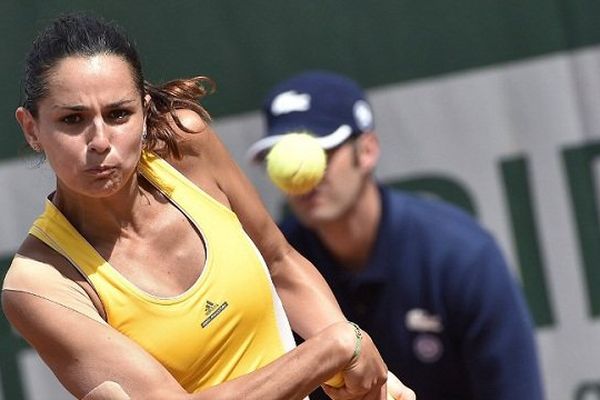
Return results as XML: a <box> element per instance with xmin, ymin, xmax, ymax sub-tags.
<box><xmin>43</xmin><ymin>55</ymin><xmax>140</xmax><ymax>103</ymax></box>
<box><xmin>50</xmin><ymin>54</ymin><xmax>134</xmax><ymax>82</ymax></box>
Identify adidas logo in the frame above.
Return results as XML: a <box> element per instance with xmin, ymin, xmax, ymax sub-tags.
<box><xmin>205</xmin><ymin>300</ymin><xmax>217</xmax><ymax>315</ymax></box>
<box><xmin>201</xmin><ymin>299</ymin><xmax>229</xmax><ymax>328</ymax></box>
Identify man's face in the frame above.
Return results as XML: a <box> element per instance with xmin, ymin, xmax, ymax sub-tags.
<box><xmin>285</xmin><ymin>135</ymin><xmax>373</xmax><ymax>228</ymax></box>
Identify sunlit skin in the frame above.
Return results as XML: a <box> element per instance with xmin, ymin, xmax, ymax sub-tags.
<box><xmin>16</xmin><ymin>54</ymin><xmax>145</xmax><ymax>206</ymax></box>
<box><xmin>2</xmin><ymin>17</ymin><xmax>416</xmax><ymax>399</ymax></box>
<box><xmin>14</xmin><ymin>55</ymin><xmax>208</xmax><ymax>296</ymax></box>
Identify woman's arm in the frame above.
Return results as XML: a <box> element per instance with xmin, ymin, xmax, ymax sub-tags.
<box><xmin>1</xmin><ymin>289</ymin><xmax>360</xmax><ymax>400</ymax></box>
<box><xmin>172</xmin><ymin>112</ymin><xmax>346</xmax><ymax>337</ymax></box>
<box><xmin>171</xmin><ymin>114</ymin><xmax>389</xmax><ymax>396</ymax></box>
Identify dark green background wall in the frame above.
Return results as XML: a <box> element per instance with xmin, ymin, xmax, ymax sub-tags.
<box><xmin>2</xmin><ymin>0</ymin><xmax>600</xmax><ymax>160</ymax></box>
<box><xmin>2</xmin><ymin>2</ymin><xmax>600</xmax><ymax>398</ymax></box>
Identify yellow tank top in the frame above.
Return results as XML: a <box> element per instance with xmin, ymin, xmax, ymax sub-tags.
<box><xmin>28</xmin><ymin>151</ymin><xmax>296</xmax><ymax>393</ymax></box>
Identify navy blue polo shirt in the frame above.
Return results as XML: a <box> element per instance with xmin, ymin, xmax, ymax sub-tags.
<box><xmin>280</xmin><ymin>186</ymin><xmax>544</xmax><ymax>400</ymax></box>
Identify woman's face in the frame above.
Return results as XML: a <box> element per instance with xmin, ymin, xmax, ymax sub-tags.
<box><xmin>18</xmin><ymin>54</ymin><xmax>144</xmax><ymax>199</ymax></box>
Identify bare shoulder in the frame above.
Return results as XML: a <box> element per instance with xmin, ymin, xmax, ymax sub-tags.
<box><xmin>162</xmin><ymin>109</ymin><xmax>237</xmax><ymax>208</ymax></box>
<box><xmin>164</xmin><ymin>108</ymin><xmax>215</xmax><ymax>164</ymax></box>
<box><xmin>2</xmin><ymin>278</ymin><xmax>184</xmax><ymax>399</ymax></box>
<box><xmin>14</xmin><ymin>235</ymin><xmax>85</xmax><ymax>283</ymax></box>
<box><xmin>2</xmin><ymin>235</ymin><xmax>106</xmax><ymax>320</ymax></box>
<box><xmin>174</xmin><ymin>108</ymin><xmax>208</xmax><ymax>137</ymax></box>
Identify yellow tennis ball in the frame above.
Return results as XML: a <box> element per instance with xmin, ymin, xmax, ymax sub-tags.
<box><xmin>266</xmin><ymin>133</ymin><xmax>326</xmax><ymax>195</ymax></box>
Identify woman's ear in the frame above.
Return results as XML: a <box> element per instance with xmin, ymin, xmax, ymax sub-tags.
<box><xmin>15</xmin><ymin>107</ymin><xmax>42</xmax><ymax>152</ymax></box>
<box><xmin>142</xmin><ymin>94</ymin><xmax>152</xmax><ymax>133</ymax></box>
<box><xmin>143</xmin><ymin>94</ymin><xmax>152</xmax><ymax>112</ymax></box>
<box><xmin>357</xmin><ymin>131</ymin><xmax>380</xmax><ymax>171</ymax></box>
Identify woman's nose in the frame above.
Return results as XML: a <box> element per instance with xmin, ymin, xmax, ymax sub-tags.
<box><xmin>88</xmin><ymin>121</ymin><xmax>111</xmax><ymax>154</ymax></box>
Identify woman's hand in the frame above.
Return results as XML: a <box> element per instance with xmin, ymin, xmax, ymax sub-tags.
<box><xmin>387</xmin><ymin>371</ymin><xmax>416</xmax><ymax>400</ymax></box>
<box><xmin>322</xmin><ymin>324</ymin><xmax>388</xmax><ymax>399</ymax></box>
<box><xmin>323</xmin><ymin>365</ymin><xmax>416</xmax><ymax>400</ymax></box>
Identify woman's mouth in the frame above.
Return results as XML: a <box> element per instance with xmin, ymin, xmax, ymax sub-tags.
<box><xmin>86</xmin><ymin>165</ymin><xmax>116</xmax><ymax>177</ymax></box>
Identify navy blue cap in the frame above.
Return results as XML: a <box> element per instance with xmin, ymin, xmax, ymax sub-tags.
<box><xmin>247</xmin><ymin>70</ymin><xmax>374</xmax><ymax>161</ymax></box>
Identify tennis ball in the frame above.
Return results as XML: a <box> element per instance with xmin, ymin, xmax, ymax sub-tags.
<box><xmin>266</xmin><ymin>133</ymin><xmax>326</xmax><ymax>195</ymax></box>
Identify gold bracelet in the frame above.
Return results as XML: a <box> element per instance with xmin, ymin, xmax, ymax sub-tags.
<box><xmin>348</xmin><ymin>321</ymin><xmax>362</xmax><ymax>364</ymax></box>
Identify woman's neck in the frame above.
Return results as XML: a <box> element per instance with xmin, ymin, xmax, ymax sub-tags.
<box><xmin>52</xmin><ymin>173</ymin><xmax>158</xmax><ymax>245</ymax></box>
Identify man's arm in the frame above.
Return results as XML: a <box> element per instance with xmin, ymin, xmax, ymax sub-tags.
<box><xmin>451</xmin><ymin>238</ymin><xmax>545</xmax><ymax>400</ymax></box>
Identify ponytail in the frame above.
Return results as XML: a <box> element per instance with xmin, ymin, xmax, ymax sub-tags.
<box><xmin>143</xmin><ymin>76</ymin><xmax>215</xmax><ymax>159</ymax></box>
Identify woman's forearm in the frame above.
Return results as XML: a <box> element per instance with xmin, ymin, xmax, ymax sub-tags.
<box><xmin>271</xmin><ymin>247</ymin><xmax>346</xmax><ymax>339</ymax></box>
<box><xmin>180</xmin><ymin>322</ymin><xmax>357</xmax><ymax>400</ymax></box>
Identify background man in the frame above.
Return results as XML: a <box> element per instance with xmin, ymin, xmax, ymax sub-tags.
<box><xmin>247</xmin><ymin>70</ymin><xmax>544</xmax><ymax>400</ymax></box>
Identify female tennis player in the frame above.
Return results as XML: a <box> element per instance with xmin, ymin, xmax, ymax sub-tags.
<box><xmin>1</xmin><ymin>12</ymin><xmax>414</xmax><ymax>400</ymax></box>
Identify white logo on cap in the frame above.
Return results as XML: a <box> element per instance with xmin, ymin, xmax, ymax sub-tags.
<box><xmin>271</xmin><ymin>90</ymin><xmax>311</xmax><ymax>116</ymax></box>
<box><xmin>354</xmin><ymin>100</ymin><xmax>373</xmax><ymax>131</ymax></box>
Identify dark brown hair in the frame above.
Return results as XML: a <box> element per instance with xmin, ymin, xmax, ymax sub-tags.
<box><xmin>21</xmin><ymin>12</ymin><xmax>212</xmax><ymax>159</ymax></box>
<box><xmin>144</xmin><ymin>77</ymin><xmax>214</xmax><ymax>159</ymax></box>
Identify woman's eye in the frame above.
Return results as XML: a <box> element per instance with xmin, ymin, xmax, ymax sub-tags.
<box><xmin>109</xmin><ymin>109</ymin><xmax>131</xmax><ymax>121</ymax></box>
<box><xmin>61</xmin><ymin>114</ymin><xmax>82</xmax><ymax>124</ymax></box>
